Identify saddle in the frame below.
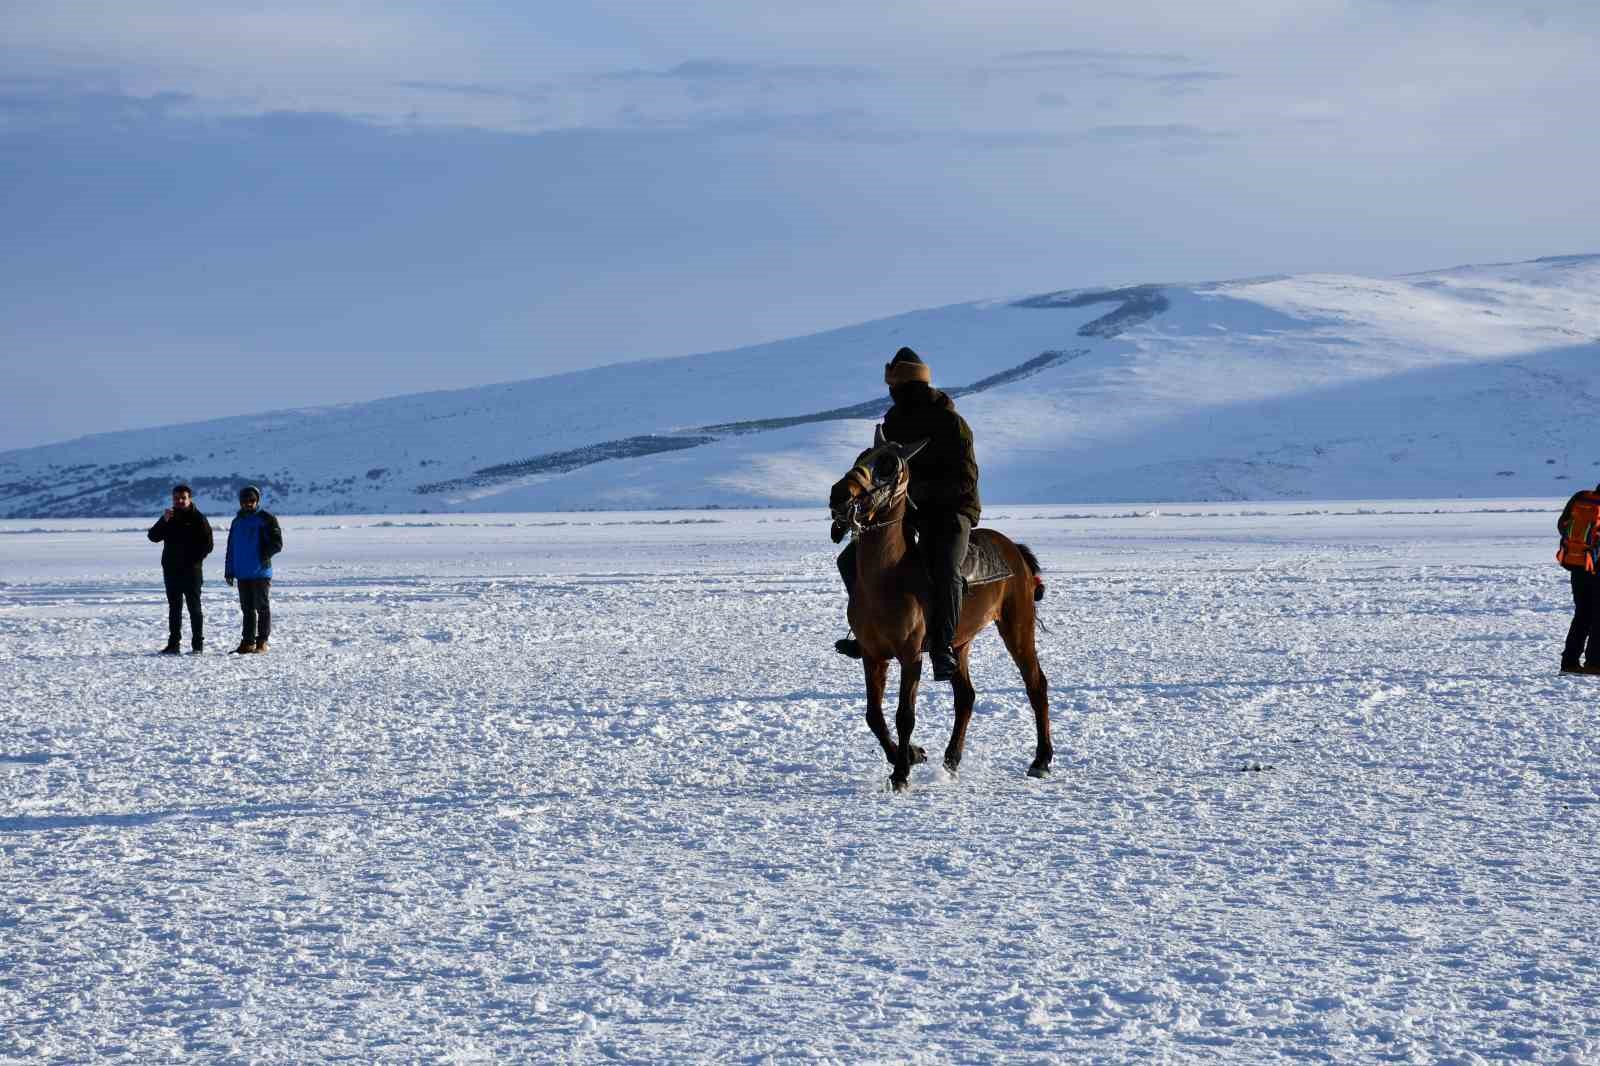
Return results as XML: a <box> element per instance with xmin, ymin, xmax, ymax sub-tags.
<box><xmin>959</xmin><ymin>529</ymin><xmax>1012</xmax><ymax>588</ymax></box>
<box><xmin>903</xmin><ymin>527</ymin><xmax>1012</xmax><ymax>588</ymax></box>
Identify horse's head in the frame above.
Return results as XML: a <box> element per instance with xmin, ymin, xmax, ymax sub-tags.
<box><xmin>829</xmin><ymin>426</ymin><xmax>927</xmax><ymax>541</ymax></box>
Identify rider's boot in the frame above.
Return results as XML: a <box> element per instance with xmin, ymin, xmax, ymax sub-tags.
<box><xmin>833</xmin><ymin>542</ymin><xmax>861</xmax><ymax>659</ymax></box>
<box><xmin>929</xmin><ymin>585</ymin><xmax>963</xmax><ymax>682</ymax></box>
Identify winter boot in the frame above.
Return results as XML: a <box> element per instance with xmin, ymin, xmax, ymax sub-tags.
<box><xmin>834</xmin><ymin>637</ymin><xmax>862</xmax><ymax>659</ymax></box>
<box><xmin>160</xmin><ymin>641</ymin><xmax>181</xmax><ymax>655</ymax></box>
<box><xmin>232</xmin><ymin>641</ymin><xmax>256</xmax><ymax>655</ymax></box>
<box><xmin>930</xmin><ymin>647</ymin><xmax>958</xmax><ymax>682</ymax></box>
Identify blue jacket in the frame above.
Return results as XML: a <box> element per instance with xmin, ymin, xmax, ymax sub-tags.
<box><xmin>225</xmin><ymin>509</ymin><xmax>283</xmax><ymax>581</ymax></box>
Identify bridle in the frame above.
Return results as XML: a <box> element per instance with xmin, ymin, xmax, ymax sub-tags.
<box><xmin>832</xmin><ymin>449</ymin><xmax>913</xmax><ymax>537</ymax></box>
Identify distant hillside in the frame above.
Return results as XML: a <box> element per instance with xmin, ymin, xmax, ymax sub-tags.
<box><xmin>2</xmin><ymin>255</ymin><xmax>1597</xmax><ymax>517</ymax></box>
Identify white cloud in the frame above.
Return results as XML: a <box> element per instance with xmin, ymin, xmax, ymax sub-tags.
<box><xmin>4</xmin><ymin>0</ymin><xmax>1596</xmax><ymax>155</ymax></box>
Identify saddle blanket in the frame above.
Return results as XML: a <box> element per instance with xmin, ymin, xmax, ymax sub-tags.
<box><xmin>961</xmin><ymin>530</ymin><xmax>1013</xmax><ymax>587</ymax></box>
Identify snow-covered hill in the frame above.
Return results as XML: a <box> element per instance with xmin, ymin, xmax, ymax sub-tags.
<box><xmin>3</xmin><ymin>254</ymin><xmax>1598</xmax><ymax>517</ymax></box>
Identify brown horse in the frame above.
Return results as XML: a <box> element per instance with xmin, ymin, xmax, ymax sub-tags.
<box><xmin>829</xmin><ymin>429</ymin><xmax>1053</xmax><ymax>791</ymax></box>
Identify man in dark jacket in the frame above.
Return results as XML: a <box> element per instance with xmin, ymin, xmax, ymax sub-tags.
<box><xmin>1557</xmin><ymin>484</ymin><xmax>1600</xmax><ymax>673</ymax></box>
<box><xmin>148</xmin><ymin>483</ymin><xmax>214</xmax><ymax>654</ymax></box>
<box><xmin>836</xmin><ymin>347</ymin><xmax>981</xmax><ymax>681</ymax></box>
<box><xmin>224</xmin><ymin>485</ymin><xmax>284</xmax><ymax>654</ymax></box>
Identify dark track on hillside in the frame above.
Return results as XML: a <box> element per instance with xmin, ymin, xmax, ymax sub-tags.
<box><xmin>697</xmin><ymin>347</ymin><xmax>1087</xmax><ymax>436</ymax></box>
<box><xmin>1012</xmin><ymin>284</ymin><xmax>1171</xmax><ymax>337</ymax></box>
<box><xmin>417</xmin><ymin>287</ymin><xmax>1168</xmax><ymax>496</ymax></box>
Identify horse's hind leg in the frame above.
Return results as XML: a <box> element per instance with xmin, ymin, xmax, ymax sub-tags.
<box><xmin>999</xmin><ymin>601</ymin><xmax>1053</xmax><ymax>778</ymax></box>
<box><xmin>943</xmin><ymin>643</ymin><xmax>976</xmax><ymax>774</ymax></box>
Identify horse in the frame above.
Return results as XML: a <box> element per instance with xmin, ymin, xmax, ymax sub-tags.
<box><xmin>829</xmin><ymin>428</ymin><xmax>1053</xmax><ymax>791</ymax></box>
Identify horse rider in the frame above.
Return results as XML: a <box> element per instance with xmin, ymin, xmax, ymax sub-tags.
<box><xmin>835</xmin><ymin>346</ymin><xmax>981</xmax><ymax>682</ymax></box>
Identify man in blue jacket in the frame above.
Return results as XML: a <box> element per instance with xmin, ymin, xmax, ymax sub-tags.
<box><xmin>224</xmin><ymin>485</ymin><xmax>283</xmax><ymax>654</ymax></box>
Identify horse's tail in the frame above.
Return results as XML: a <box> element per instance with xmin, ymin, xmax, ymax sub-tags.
<box><xmin>1016</xmin><ymin>542</ymin><xmax>1045</xmax><ymax>601</ymax></box>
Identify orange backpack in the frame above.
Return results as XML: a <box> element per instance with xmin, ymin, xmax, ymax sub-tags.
<box><xmin>1558</xmin><ymin>491</ymin><xmax>1600</xmax><ymax>572</ymax></box>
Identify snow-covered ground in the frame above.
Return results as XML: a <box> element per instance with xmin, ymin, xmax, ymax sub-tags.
<box><xmin>3</xmin><ymin>502</ymin><xmax>1598</xmax><ymax>1063</ymax></box>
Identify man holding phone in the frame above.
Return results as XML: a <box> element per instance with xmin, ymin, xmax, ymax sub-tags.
<box><xmin>147</xmin><ymin>483</ymin><xmax>213</xmax><ymax>654</ymax></box>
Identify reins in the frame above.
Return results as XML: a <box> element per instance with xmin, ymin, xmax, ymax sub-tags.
<box><xmin>855</xmin><ymin>511</ymin><xmax>905</xmax><ymax>534</ymax></box>
<box><xmin>837</xmin><ymin>462</ymin><xmax>914</xmax><ymax>538</ymax></box>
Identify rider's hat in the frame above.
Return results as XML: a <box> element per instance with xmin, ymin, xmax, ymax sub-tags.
<box><xmin>884</xmin><ymin>347</ymin><xmax>931</xmax><ymax>387</ymax></box>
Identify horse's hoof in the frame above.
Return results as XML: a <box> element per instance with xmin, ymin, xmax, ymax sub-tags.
<box><xmin>942</xmin><ymin>757</ymin><xmax>960</xmax><ymax>775</ymax></box>
<box><xmin>1026</xmin><ymin>763</ymin><xmax>1052</xmax><ymax>779</ymax></box>
<box><xmin>890</xmin><ymin>776</ymin><xmax>911</xmax><ymax>793</ymax></box>
<box><xmin>911</xmin><ymin>746</ymin><xmax>928</xmax><ymax>766</ymax></box>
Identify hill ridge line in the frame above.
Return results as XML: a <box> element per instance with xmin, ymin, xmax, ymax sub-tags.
<box><xmin>417</xmin><ymin>346</ymin><xmax>1095</xmax><ymax>497</ymax></box>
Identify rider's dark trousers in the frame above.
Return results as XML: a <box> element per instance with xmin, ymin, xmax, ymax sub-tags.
<box><xmin>163</xmin><ymin>566</ymin><xmax>203</xmax><ymax>648</ymax></box>
<box><xmin>916</xmin><ymin>511</ymin><xmax>971</xmax><ymax>654</ymax></box>
<box><xmin>1564</xmin><ymin>567</ymin><xmax>1600</xmax><ymax>668</ymax></box>
<box><xmin>836</xmin><ymin>511</ymin><xmax>971</xmax><ymax>652</ymax></box>
<box><xmin>237</xmin><ymin>578</ymin><xmax>272</xmax><ymax>645</ymax></box>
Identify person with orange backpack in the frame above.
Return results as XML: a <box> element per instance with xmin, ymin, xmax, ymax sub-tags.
<box><xmin>1556</xmin><ymin>484</ymin><xmax>1600</xmax><ymax>674</ymax></box>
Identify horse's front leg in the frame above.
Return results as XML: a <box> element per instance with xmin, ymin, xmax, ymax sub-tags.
<box><xmin>943</xmin><ymin>644</ymin><xmax>976</xmax><ymax>774</ymax></box>
<box><xmin>891</xmin><ymin>656</ymin><xmax>927</xmax><ymax>791</ymax></box>
<box><xmin>863</xmin><ymin>657</ymin><xmax>897</xmax><ymax>765</ymax></box>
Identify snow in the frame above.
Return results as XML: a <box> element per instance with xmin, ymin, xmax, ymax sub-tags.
<box><xmin>3</xmin><ymin>501</ymin><xmax>1598</xmax><ymax>1062</ymax></box>
<box><xmin>3</xmin><ymin>254</ymin><xmax>1598</xmax><ymax>517</ymax></box>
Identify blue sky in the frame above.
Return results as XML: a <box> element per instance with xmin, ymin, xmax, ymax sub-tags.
<box><xmin>2</xmin><ymin>1</ymin><xmax>1597</xmax><ymax>450</ymax></box>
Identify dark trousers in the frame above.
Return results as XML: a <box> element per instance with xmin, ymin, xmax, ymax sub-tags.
<box><xmin>836</xmin><ymin>511</ymin><xmax>972</xmax><ymax>651</ymax></box>
<box><xmin>238</xmin><ymin>578</ymin><xmax>271</xmax><ymax>644</ymax></box>
<box><xmin>1565</xmin><ymin>568</ymin><xmax>1600</xmax><ymax>668</ymax></box>
<box><xmin>915</xmin><ymin>512</ymin><xmax>971</xmax><ymax>654</ymax></box>
<box><xmin>163</xmin><ymin>567</ymin><xmax>203</xmax><ymax>647</ymax></box>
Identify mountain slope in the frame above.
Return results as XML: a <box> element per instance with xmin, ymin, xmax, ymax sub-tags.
<box><xmin>2</xmin><ymin>255</ymin><xmax>1597</xmax><ymax>517</ymax></box>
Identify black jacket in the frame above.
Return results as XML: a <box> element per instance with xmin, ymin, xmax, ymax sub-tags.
<box><xmin>148</xmin><ymin>507</ymin><xmax>214</xmax><ymax>572</ymax></box>
<box><xmin>878</xmin><ymin>386</ymin><xmax>981</xmax><ymax>523</ymax></box>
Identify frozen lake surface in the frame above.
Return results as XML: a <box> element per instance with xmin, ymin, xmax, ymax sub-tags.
<box><xmin>2</xmin><ymin>502</ymin><xmax>1598</xmax><ymax>1063</ymax></box>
